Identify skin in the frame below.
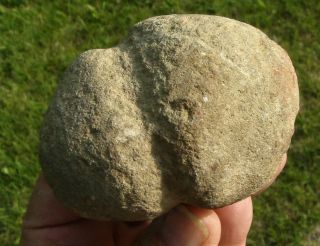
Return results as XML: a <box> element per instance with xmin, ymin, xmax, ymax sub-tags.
<box><xmin>21</xmin><ymin>154</ymin><xmax>287</xmax><ymax>246</ymax></box>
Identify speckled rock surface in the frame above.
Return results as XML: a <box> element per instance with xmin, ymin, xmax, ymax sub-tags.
<box><xmin>40</xmin><ymin>14</ymin><xmax>299</xmax><ymax>221</ymax></box>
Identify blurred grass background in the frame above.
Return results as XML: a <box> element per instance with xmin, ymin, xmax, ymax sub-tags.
<box><xmin>0</xmin><ymin>0</ymin><xmax>319</xmax><ymax>245</ymax></box>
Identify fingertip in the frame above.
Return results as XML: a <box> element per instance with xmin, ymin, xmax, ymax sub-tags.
<box><xmin>134</xmin><ymin>205</ymin><xmax>222</xmax><ymax>246</ymax></box>
<box><xmin>185</xmin><ymin>206</ymin><xmax>221</xmax><ymax>246</ymax></box>
<box><xmin>215</xmin><ymin>197</ymin><xmax>253</xmax><ymax>245</ymax></box>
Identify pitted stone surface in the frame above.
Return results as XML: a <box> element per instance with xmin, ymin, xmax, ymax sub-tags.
<box><xmin>40</xmin><ymin>15</ymin><xmax>299</xmax><ymax>220</ymax></box>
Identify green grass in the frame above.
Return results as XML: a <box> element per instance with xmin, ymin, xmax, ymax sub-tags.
<box><xmin>0</xmin><ymin>0</ymin><xmax>319</xmax><ymax>245</ymax></box>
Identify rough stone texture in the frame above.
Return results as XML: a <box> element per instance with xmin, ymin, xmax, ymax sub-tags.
<box><xmin>40</xmin><ymin>14</ymin><xmax>299</xmax><ymax>221</ymax></box>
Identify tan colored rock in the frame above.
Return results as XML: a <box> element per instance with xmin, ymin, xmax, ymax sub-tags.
<box><xmin>40</xmin><ymin>14</ymin><xmax>299</xmax><ymax>221</ymax></box>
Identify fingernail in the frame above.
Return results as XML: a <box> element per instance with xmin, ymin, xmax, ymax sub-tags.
<box><xmin>159</xmin><ymin>205</ymin><xmax>209</xmax><ymax>246</ymax></box>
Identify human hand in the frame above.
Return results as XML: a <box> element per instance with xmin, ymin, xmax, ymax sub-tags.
<box><xmin>21</xmin><ymin>155</ymin><xmax>286</xmax><ymax>246</ymax></box>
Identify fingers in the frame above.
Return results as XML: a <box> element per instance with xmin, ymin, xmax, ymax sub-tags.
<box><xmin>113</xmin><ymin>221</ymin><xmax>151</xmax><ymax>246</ymax></box>
<box><xmin>25</xmin><ymin>154</ymin><xmax>282</xmax><ymax>246</ymax></box>
<box><xmin>21</xmin><ymin>173</ymin><xmax>115</xmax><ymax>246</ymax></box>
<box><xmin>22</xmin><ymin>173</ymin><xmax>80</xmax><ymax>229</ymax></box>
<box><xmin>186</xmin><ymin>205</ymin><xmax>221</xmax><ymax>246</ymax></box>
<box><xmin>133</xmin><ymin>205</ymin><xmax>221</xmax><ymax>246</ymax></box>
<box><xmin>21</xmin><ymin>220</ymin><xmax>114</xmax><ymax>246</ymax></box>
<box><xmin>214</xmin><ymin>197</ymin><xmax>253</xmax><ymax>246</ymax></box>
<box><xmin>211</xmin><ymin>154</ymin><xmax>287</xmax><ymax>245</ymax></box>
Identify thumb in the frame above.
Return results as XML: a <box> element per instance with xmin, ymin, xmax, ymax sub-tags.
<box><xmin>133</xmin><ymin>205</ymin><xmax>221</xmax><ymax>246</ymax></box>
